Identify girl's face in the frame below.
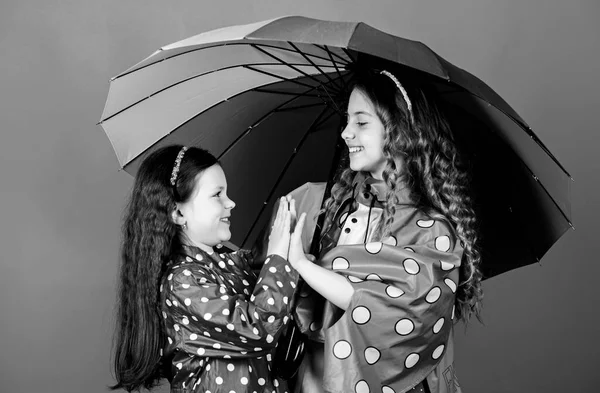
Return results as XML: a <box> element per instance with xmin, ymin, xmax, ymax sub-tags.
<box><xmin>342</xmin><ymin>89</ymin><xmax>387</xmax><ymax>180</ymax></box>
<box><xmin>177</xmin><ymin>164</ymin><xmax>236</xmax><ymax>252</ymax></box>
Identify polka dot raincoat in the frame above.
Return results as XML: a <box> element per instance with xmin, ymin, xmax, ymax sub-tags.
<box><xmin>294</xmin><ymin>173</ymin><xmax>464</xmax><ymax>393</ymax></box>
<box><xmin>160</xmin><ymin>246</ymin><xmax>300</xmax><ymax>392</ymax></box>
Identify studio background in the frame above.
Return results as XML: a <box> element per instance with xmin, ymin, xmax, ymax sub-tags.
<box><xmin>1</xmin><ymin>1</ymin><xmax>598</xmax><ymax>392</ymax></box>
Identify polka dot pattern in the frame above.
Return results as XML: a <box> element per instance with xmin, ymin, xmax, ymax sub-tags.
<box><xmin>405</xmin><ymin>353</ymin><xmax>420</xmax><ymax>368</ymax></box>
<box><xmin>435</xmin><ymin>236</ymin><xmax>451</xmax><ymax>252</ymax></box>
<box><xmin>332</xmin><ymin>257</ymin><xmax>350</xmax><ymax>270</ymax></box>
<box><xmin>365</xmin><ymin>242</ymin><xmax>383</xmax><ymax>254</ymax></box>
<box><xmin>348</xmin><ymin>275</ymin><xmax>364</xmax><ymax>283</ymax></box>
<box><xmin>355</xmin><ymin>380</ymin><xmax>370</xmax><ymax>393</ymax></box>
<box><xmin>403</xmin><ymin>258</ymin><xmax>420</xmax><ymax>275</ymax></box>
<box><xmin>351</xmin><ymin>306</ymin><xmax>371</xmax><ymax>324</ymax></box>
<box><xmin>386</xmin><ymin>285</ymin><xmax>404</xmax><ymax>298</ymax></box>
<box><xmin>440</xmin><ymin>260</ymin><xmax>454</xmax><ymax>271</ymax></box>
<box><xmin>417</xmin><ymin>219</ymin><xmax>435</xmax><ymax>228</ymax></box>
<box><xmin>433</xmin><ymin>317</ymin><xmax>445</xmax><ymax>334</ymax></box>
<box><xmin>161</xmin><ymin>247</ymin><xmax>310</xmax><ymax>391</ymax></box>
<box><xmin>444</xmin><ymin>278</ymin><xmax>457</xmax><ymax>293</ymax></box>
<box><xmin>364</xmin><ymin>347</ymin><xmax>381</xmax><ymax>365</ymax></box>
<box><xmin>333</xmin><ymin>340</ymin><xmax>352</xmax><ymax>359</ymax></box>
<box><xmin>383</xmin><ymin>236</ymin><xmax>398</xmax><ymax>246</ymax></box>
<box><xmin>382</xmin><ymin>387</ymin><xmax>396</xmax><ymax>393</ymax></box>
<box><xmin>425</xmin><ymin>287</ymin><xmax>442</xmax><ymax>303</ymax></box>
<box><xmin>395</xmin><ymin>319</ymin><xmax>415</xmax><ymax>335</ymax></box>
<box><xmin>432</xmin><ymin>344</ymin><xmax>445</xmax><ymax>359</ymax></box>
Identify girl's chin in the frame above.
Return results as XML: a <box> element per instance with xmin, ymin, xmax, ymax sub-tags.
<box><xmin>218</xmin><ymin>230</ymin><xmax>232</xmax><ymax>242</ymax></box>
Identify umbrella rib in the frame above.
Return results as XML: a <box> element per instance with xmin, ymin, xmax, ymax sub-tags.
<box><xmin>289</xmin><ymin>42</ymin><xmax>342</xmax><ymax>91</ymax></box>
<box><xmin>240</xmin><ymin>105</ymin><xmax>334</xmax><ymax>246</ymax></box>
<box><xmin>313</xmin><ymin>109</ymin><xmax>339</xmax><ymax>130</ymax></box>
<box><xmin>113</xmin><ymin>42</ymin><xmax>340</xmax><ymax>81</ymax></box>
<box><xmin>244</xmin><ymin>65</ymin><xmax>319</xmax><ymax>90</ymax></box>
<box><xmin>101</xmin><ymin>61</ymin><xmax>337</xmax><ymax>123</ymax></box>
<box><xmin>321</xmin><ymin>45</ymin><xmax>349</xmax><ymax>92</ymax></box>
<box><xmin>253</xmin><ymin>88</ymin><xmax>322</xmax><ymax>98</ymax></box>
<box><xmin>440</xmin><ymin>91</ymin><xmax>572</xmax><ymax>179</ymax></box>
<box><xmin>120</xmin><ymin>74</ymin><xmax>335</xmax><ymax>168</ymax></box>
<box><xmin>217</xmin><ymin>82</ymin><xmax>330</xmax><ymax>160</ymax></box>
<box><xmin>275</xmin><ymin>102</ymin><xmax>327</xmax><ymax>112</ymax></box>
<box><xmin>314</xmin><ymin>44</ymin><xmax>351</xmax><ymax>65</ymax></box>
<box><xmin>525</xmin><ymin>128</ymin><xmax>572</xmax><ymax>179</ymax></box>
<box><xmin>341</xmin><ymin>48</ymin><xmax>356</xmax><ymax>63</ymax></box>
<box><xmin>251</xmin><ymin>44</ymin><xmax>342</xmax><ymax>93</ymax></box>
<box><xmin>520</xmin><ymin>160</ymin><xmax>573</xmax><ymax>225</ymax></box>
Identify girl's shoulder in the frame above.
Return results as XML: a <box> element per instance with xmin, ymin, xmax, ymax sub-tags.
<box><xmin>390</xmin><ymin>205</ymin><xmax>457</xmax><ymax>247</ymax></box>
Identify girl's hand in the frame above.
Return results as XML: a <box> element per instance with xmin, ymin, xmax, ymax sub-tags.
<box><xmin>289</xmin><ymin>212</ymin><xmax>310</xmax><ymax>268</ymax></box>
<box><xmin>267</xmin><ymin>197</ymin><xmax>291</xmax><ymax>259</ymax></box>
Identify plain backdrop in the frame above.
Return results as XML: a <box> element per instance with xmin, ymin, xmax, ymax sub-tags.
<box><xmin>1</xmin><ymin>1</ymin><xmax>598</xmax><ymax>392</ymax></box>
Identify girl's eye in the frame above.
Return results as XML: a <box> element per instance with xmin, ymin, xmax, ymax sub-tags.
<box><xmin>357</xmin><ymin>122</ymin><xmax>367</xmax><ymax>126</ymax></box>
<box><xmin>214</xmin><ymin>191</ymin><xmax>222</xmax><ymax>197</ymax></box>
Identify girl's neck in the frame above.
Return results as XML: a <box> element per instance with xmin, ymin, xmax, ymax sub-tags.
<box><xmin>181</xmin><ymin>237</ymin><xmax>214</xmax><ymax>254</ymax></box>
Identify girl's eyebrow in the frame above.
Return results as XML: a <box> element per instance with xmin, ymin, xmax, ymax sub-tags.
<box><xmin>347</xmin><ymin>110</ymin><xmax>374</xmax><ymax>117</ymax></box>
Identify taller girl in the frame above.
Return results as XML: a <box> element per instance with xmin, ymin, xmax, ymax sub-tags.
<box><xmin>287</xmin><ymin>69</ymin><xmax>483</xmax><ymax>393</ymax></box>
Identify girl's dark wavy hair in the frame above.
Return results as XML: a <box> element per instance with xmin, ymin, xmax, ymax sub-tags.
<box><xmin>323</xmin><ymin>69</ymin><xmax>483</xmax><ymax>322</ymax></box>
<box><xmin>110</xmin><ymin>145</ymin><xmax>218</xmax><ymax>391</ymax></box>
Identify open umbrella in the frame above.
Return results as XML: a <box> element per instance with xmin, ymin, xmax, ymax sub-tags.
<box><xmin>99</xmin><ymin>16</ymin><xmax>572</xmax><ymax>279</ymax></box>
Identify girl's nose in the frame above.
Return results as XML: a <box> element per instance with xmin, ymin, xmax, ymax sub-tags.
<box><xmin>341</xmin><ymin>123</ymin><xmax>354</xmax><ymax>140</ymax></box>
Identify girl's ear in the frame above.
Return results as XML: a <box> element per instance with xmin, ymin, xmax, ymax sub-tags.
<box><xmin>171</xmin><ymin>204</ymin><xmax>186</xmax><ymax>226</ymax></box>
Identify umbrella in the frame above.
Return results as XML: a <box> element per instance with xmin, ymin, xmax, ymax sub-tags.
<box><xmin>99</xmin><ymin>16</ymin><xmax>572</xmax><ymax>279</ymax></box>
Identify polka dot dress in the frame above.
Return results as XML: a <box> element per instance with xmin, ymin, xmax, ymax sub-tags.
<box><xmin>160</xmin><ymin>245</ymin><xmax>299</xmax><ymax>392</ymax></box>
<box><xmin>294</xmin><ymin>173</ymin><xmax>462</xmax><ymax>393</ymax></box>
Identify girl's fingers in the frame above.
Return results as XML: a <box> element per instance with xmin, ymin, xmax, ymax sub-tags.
<box><xmin>289</xmin><ymin>198</ymin><xmax>297</xmax><ymax>221</ymax></box>
<box><xmin>283</xmin><ymin>208</ymin><xmax>291</xmax><ymax>232</ymax></box>
<box><xmin>273</xmin><ymin>197</ymin><xmax>286</xmax><ymax>229</ymax></box>
<box><xmin>293</xmin><ymin>213</ymin><xmax>307</xmax><ymax>239</ymax></box>
<box><xmin>273</xmin><ymin>199</ymin><xmax>282</xmax><ymax>228</ymax></box>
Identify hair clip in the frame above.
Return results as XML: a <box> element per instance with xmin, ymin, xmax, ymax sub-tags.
<box><xmin>170</xmin><ymin>146</ymin><xmax>189</xmax><ymax>186</ymax></box>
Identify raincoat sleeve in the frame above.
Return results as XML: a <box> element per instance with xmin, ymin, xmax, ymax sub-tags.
<box><xmin>165</xmin><ymin>254</ymin><xmax>300</xmax><ymax>358</ymax></box>
<box><xmin>319</xmin><ymin>216</ymin><xmax>462</xmax><ymax>392</ymax></box>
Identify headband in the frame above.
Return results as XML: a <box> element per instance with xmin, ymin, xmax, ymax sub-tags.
<box><xmin>170</xmin><ymin>146</ymin><xmax>189</xmax><ymax>186</ymax></box>
<box><xmin>380</xmin><ymin>70</ymin><xmax>414</xmax><ymax>123</ymax></box>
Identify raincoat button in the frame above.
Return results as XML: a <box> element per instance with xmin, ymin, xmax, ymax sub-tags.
<box><xmin>351</xmin><ymin>218</ymin><xmax>357</xmax><ymax>224</ymax></box>
<box><xmin>364</xmin><ymin>192</ymin><xmax>370</xmax><ymax>199</ymax></box>
<box><xmin>344</xmin><ymin>228</ymin><xmax>351</xmax><ymax>234</ymax></box>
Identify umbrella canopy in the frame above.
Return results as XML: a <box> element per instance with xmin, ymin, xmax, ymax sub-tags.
<box><xmin>99</xmin><ymin>16</ymin><xmax>572</xmax><ymax>278</ymax></box>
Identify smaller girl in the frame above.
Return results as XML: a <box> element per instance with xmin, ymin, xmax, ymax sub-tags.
<box><xmin>111</xmin><ymin>145</ymin><xmax>300</xmax><ymax>393</ymax></box>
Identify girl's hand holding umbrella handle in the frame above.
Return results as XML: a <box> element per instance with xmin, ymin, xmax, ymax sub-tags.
<box><xmin>289</xmin><ymin>213</ymin><xmax>355</xmax><ymax>310</ymax></box>
<box><xmin>267</xmin><ymin>197</ymin><xmax>292</xmax><ymax>259</ymax></box>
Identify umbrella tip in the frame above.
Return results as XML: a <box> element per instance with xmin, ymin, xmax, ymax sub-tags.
<box><xmin>569</xmin><ymin>221</ymin><xmax>575</xmax><ymax>230</ymax></box>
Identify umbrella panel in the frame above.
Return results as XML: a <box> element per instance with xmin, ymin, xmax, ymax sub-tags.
<box><xmin>445</xmin><ymin>104</ymin><xmax>571</xmax><ymax>278</ymax></box>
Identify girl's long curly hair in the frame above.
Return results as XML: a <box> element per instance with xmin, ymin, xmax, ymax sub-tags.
<box><xmin>111</xmin><ymin>145</ymin><xmax>218</xmax><ymax>391</ymax></box>
<box><xmin>323</xmin><ymin>70</ymin><xmax>483</xmax><ymax>322</ymax></box>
